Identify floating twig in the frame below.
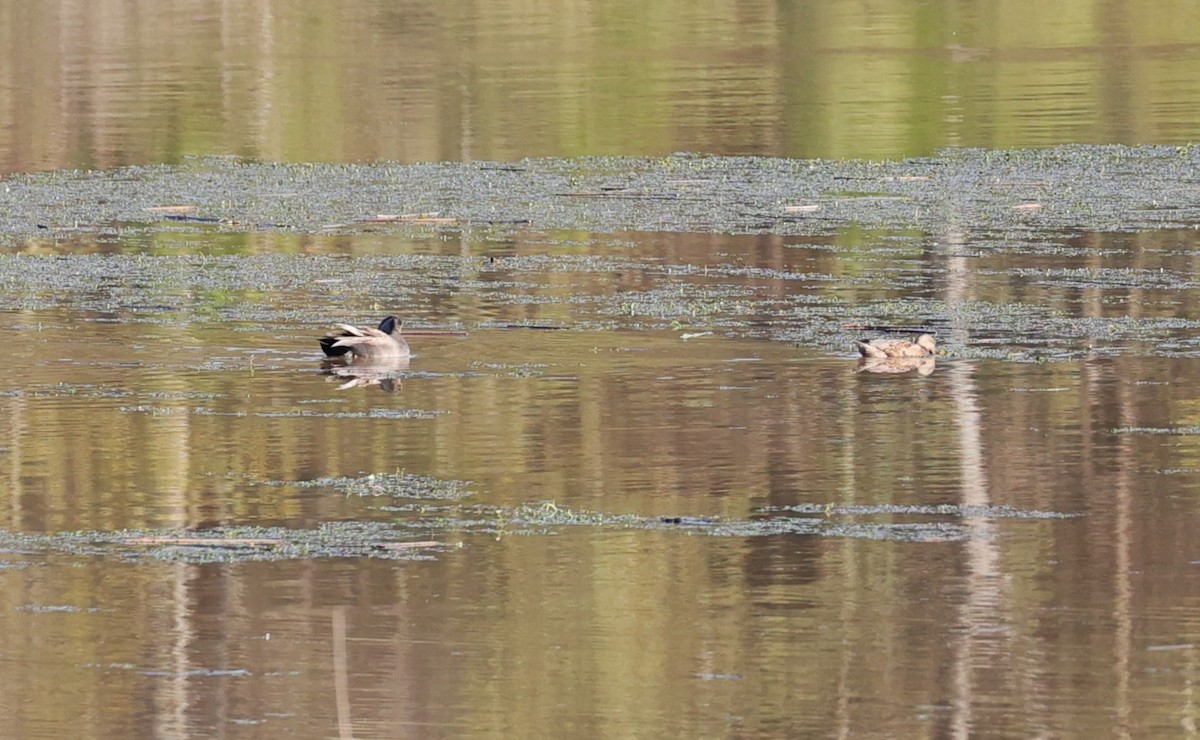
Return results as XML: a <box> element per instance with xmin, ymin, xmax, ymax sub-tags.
<box><xmin>554</xmin><ymin>191</ymin><xmax>692</xmax><ymax>201</ymax></box>
<box><xmin>842</xmin><ymin>323</ymin><xmax>938</xmax><ymax>334</ymax></box>
<box><xmin>163</xmin><ymin>215</ymin><xmax>223</xmax><ymax>224</ymax></box>
<box><xmin>123</xmin><ymin>536</ymin><xmax>279</xmax><ymax>548</ymax></box>
<box><xmin>160</xmin><ymin>214</ymin><xmax>291</xmax><ymax>228</ymax></box>
<box><xmin>373</xmin><ymin>541</ymin><xmax>441</xmax><ymax>551</ymax></box>
<box><xmin>359</xmin><ymin>213</ymin><xmax>458</xmax><ymax>224</ymax></box>
<box><xmin>121</xmin><ymin>536</ymin><xmax>442</xmax><ymax>551</ymax></box>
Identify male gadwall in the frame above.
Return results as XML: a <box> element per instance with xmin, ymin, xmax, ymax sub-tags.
<box><xmin>319</xmin><ymin>316</ymin><xmax>411</xmax><ymax>360</ymax></box>
<box><xmin>855</xmin><ymin>333</ymin><xmax>936</xmax><ymax>359</ymax></box>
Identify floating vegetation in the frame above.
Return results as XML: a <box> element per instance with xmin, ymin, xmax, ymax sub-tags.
<box><xmin>275</xmin><ymin>471</ymin><xmax>476</xmax><ymax>500</ymax></box>
<box><xmin>0</xmin><ymin>523</ymin><xmax>449</xmax><ymax>564</ymax></box>
<box><xmin>1112</xmin><ymin>426</ymin><xmax>1200</xmax><ymax>436</ymax></box>
<box><xmin>682</xmin><ymin>518</ymin><xmax>970</xmax><ymax>542</ymax></box>
<box><xmin>2</xmin><ymin>146</ymin><xmax>1199</xmax><ymax>242</ymax></box>
<box><xmin>0</xmin><ymin>497</ymin><xmax>1074</xmax><ymax>564</ymax></box>
<box><xmin>400</xmin><ymin>500</ymin><xmax>1070</xmax><ymax>541</ymax></box>
<box><xmin>509</xmin><ymin>499</ymin><xmax>1082</xmax><ymax>539</ymax></box>
<box><xmin>15</xmin><ymin>604</ymin><xmax>102</xmax><ymax>614</ymax></box>
<box><xmin>4</xmin><ymin>210</ymin><xmax>1200</xmax><ymax>360</ymax></box>
<box><xmin>117</xmin><ymin>405</ymin><xmax>444</xmax><ymax>420</ymax></box>
<box><xmin>118</xmin><ymin>405</ymin><xmax>187</xmax><ymax>415</ymax></box>
<box><xmin>760</xmin><ymin>503</ymin><xmax>1081</xmax><ymax>519</ymax></box>
<box><xmin>468</xmin><ymin>361</ymin><xmax>551</xmax><ymax>377</ymax></box>
<box><xmin>3</xmin><ymin>384</ymin><xmax>136</xmax><ymax>399</ymax></box>
<box><xmin>196</xmin><ymin>407</ymin><xmax>445</xmax><ymax>420</ymax></box>
<box><xmin>508</xmin><ymin>501</ymin><xmax>647</xmax><ymax>529</ymax></box>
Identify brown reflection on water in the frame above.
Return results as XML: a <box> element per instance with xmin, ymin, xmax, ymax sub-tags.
<box><xmin>3</xmin><ymin>0</ymin><xmax>1200</xmax><ymax>171</ymax></box>
<box><xmin>322</xmin><ymin>356</ymin><xmax>411</xmax><ymax>392</ymax></box>
<box><xmin>4</xmin><ymin>230</ymin><xmax>1200</xmax><ymax>735</ymax></box>
<box><xmin>3</xmin><ymin>334</ymin><xmax>1200</xmax><ymax>734</ymax></box>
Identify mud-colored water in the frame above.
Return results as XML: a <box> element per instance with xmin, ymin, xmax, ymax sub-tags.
<box><xmin>3</xmin><ymin>0</ymin><xmax>1200</xmax><ymax>170</ymax></box>
<box><xmin>3</xmin><ymin>219</ymin><xmax>1200</xmax><ymax>736</ymax></box>
<box><xmin>3</xmin><ymin>1</ymin><xmax>1200</xmax><ymax>736</ymax></box>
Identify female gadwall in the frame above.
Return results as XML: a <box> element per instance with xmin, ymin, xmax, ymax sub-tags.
<box><xmin>319</xmin><ymin>316</ymin><xmax>411</xmax><ymax>360</ymax></box>
<box><xmin>855</xmin><ymin>333</ymin><xmax>936</xmax><ymax>359</ymax></box>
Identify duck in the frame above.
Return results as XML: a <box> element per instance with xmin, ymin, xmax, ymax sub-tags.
<box><xmin>855</xmin><ymin>333</ymin><xmax>936</xmax><ymax>359</ymax></box>
<box><xmin>319</xmin><ymin>316</ymin><xmax>411</xmax><ymax>360</ymax></box>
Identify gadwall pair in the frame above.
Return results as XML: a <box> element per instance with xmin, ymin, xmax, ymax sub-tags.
<box><xmin>319</xmin><ymin>316</ymin><xmax>411</xmax><ymax>360</ymax></box>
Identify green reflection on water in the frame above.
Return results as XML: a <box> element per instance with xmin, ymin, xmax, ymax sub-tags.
<box><xmin>1</xmin><ymin>0</ymin><xmax>1199</xmax><ymax>171</ymax></box>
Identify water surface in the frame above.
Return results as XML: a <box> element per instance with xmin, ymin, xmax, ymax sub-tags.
<box><xmin>3</xmin><ymin>0</ymin><xmax>1200</xmax><ymax>735</ymax></box>
<box><xmin>3</xmin><ymin>226</ymin><xmax>1200</xmax><ymax>736</ymax></box>
<box><xmin>2</xmin><ymin>0</ymin><xmax>1200</xmax><ymax>170</ymax></box>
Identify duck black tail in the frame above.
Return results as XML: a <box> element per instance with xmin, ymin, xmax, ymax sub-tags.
<box><xmin>319</xmin><ymin>336</ymin><xmax>352</xmax><ymax>357</ymax></box>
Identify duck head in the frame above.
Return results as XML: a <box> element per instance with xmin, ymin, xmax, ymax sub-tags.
<box><xmin>377</xmin><ymin>316</ymin><xmax>402</xmax><ymax>335</ymax></box>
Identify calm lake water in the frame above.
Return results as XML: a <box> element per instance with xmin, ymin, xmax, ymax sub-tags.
<box><xmin>3</xmin><ymin>2</ymin><xmax>1200</xmax><ymax>738</ymax></box>
<box><xmin>2</xmin><ymin>0</ymin><xmax>1200</xmax><ymax>170</ymax></box>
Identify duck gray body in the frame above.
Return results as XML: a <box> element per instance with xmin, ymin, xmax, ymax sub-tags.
<box><xmin>319</xmin><ymin>316</ymin><xmax>411</xmax><ymax>359</ymax></box>
<box><xmin>855</xmin><ymin>333</ymin><xmax>936</xmax><ymax>359</ymax></box>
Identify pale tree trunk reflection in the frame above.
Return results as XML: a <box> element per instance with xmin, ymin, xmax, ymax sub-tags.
<box><xmin>944</xmin><ymin>228</ymin><xmax>1010</xmax><ymax>738</ymax></box>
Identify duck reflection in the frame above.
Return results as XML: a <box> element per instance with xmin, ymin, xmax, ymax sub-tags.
<box><xmin>321</xmin><ymin>356</ymin><xmax>411</xmax><ymax>391</ymax></box>
<box><xmin>856</xmin><ymin>355</ymin><xmax>936</xmax><ymax>376</ymax></box>
<box><xmin>319</xmin><ymin>315</ymin><xmax>410</xmax><ymax>360</ymax></box>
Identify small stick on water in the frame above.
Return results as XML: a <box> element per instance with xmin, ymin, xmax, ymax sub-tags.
<box><xmin>359</xmin><ymin>213</ymin><xmax>458</xmax><ymax>224</ymax></box>
<box><xmin>122</xmin><ymin>537</ymin><xmax>442</xmax><ymax>551</ymax></box>
<box><xmin>123</xmin><ymin>537</ymin><xmax>279</xmax><ymax>548</ymax></box>
<box><xmin>841</xmin><ymin>323</ymin><xmax>938</xmax><ymax>334</ymax></box>
<box><xmin>402</xmin><ymin>329</ymin><xmax>469</xmax><ymax>337</ymax></box>
<box><xmin>374</xmin><ymin>541</ymin><xmax>441</xmax><ymax>550</ymax></box>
